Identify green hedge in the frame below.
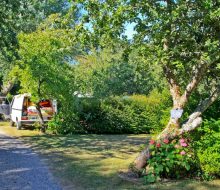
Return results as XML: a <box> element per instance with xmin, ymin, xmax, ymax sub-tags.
<box><xmin>60</xmin><ymin>90</ymin><xmax>171</xmax><ymax>134</ymax></box>
<box><xmin>48</xmin><ymin>103</ymin><xmax>85</xmax><ymax>134</ymax></box>
<box><xmin>192</xmin><ymin>119</ymin><xmax>220</xmax><ymax>178</ymax></box>
<box><xmin>100</xmin><ymin>92</ymin><xmax>170</xmax><ymax>134</ymax></box>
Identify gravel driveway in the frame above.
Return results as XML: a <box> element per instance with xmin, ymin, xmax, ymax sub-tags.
<box><xmin>0</xmin><ymin>133</ymin><xmax>62</xmax><ymax>190</ymax></box>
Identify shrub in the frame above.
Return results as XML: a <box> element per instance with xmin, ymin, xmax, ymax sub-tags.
<box><xmin>72</xmin><ymin>89</ymin><xmax>171</xmax><ymax>134</ymax></box>
<box><xmin>48</xmin><ymin>102</ymin><xmax>86</xmax><ymax>134</ymax></box>
<box><xmin>143</xmin><ymin>119</ymin><xmax>220</xmax><ymax>183</ymax></box>
<box><xmin>192</xmin><ymin>119</ymin><xmax>220</xmax><ymax>178</ymax></box>
<box><xmin>144</xmin><ymin>137</ymin><xmax>197</xmax><ymax>183</ymax></box>
<box><xmin>48</xmin><ymin>89</ymin><xmax>171</xmax><ymax>134</ymax></box>
<box><xmin>100</xmin><ymin>90</ymin><xmax>171</xmax><ymax>134</ymax></box>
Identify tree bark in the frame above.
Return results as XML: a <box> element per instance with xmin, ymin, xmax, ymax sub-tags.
<box><xmin>0</xmin><ymin>80</ymin><xmax>15</xmax><ymax>96</ymax></box>
<box><xmin>133</xmin><ymin>115</ymin><xmax>181</xmax><ymax>171</ymax></box>
<box><xmin>180</xmin><ymin>85</ymin><xmax>220</xmax><ymax>133</ymax></box>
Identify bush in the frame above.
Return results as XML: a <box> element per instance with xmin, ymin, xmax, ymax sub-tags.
<box><xmin>144</xmin><ymin>137</ymin><xmax>197</xmax><ymax>183</ymax></box>
<box><xmin>48</xmin><ymin>102</ymin><xmax>86</xmax><ymax>134</ymax></box>
<box><xmin>71</xmin><ymin>90</ymin><xmax>171</xmax><ymax>134</ymax></box>
<box><xmin>143</xmin><ymin>119</ymin><xmax>220</xmax><ymax>183</ymax></box>
<box><xmin>99</xmin><ymin>90</ymin><xmax>171</xmax><ymax>134</ymax></box>
<box><xmin>48</xmin><ymin>90</ymin><xmax>171</xmax><ymax>134</ymax></box>
<box><xmin>192</xmin><ymin>119</ymin><xmax>220</xmax><ymax>178</ymax></box>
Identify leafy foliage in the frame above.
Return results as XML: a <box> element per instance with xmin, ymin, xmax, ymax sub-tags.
<box><xmin>15</xmin><ymin>15</ymin><xmax>77</xmax><ymax>102</ymax></box>
<box><xmin>48</xmin><ymin>90</ymin><xmax>171</xmax><ymax>134</ymax></box>
<box><xmin>0</xmin><ymin>0</ymin><xmax>80</xmax><ymax>94</ymax></box>
<box><xmin>203</xmin><ymin>99</ymin><xmax>220</xmax><ymax>120</ymax></box>
<box><xmin>76</xmin><ymin>0</ymin><xmax>220</xmax><ymax>118</ymax></box>
<box><xmin>0</xmin><ymin>0</ymin><xmax>21</xmax><ymax>57</ymax></box>
<box><xmin>74</xmin><ymin>47</ymin><xmax>166</xmax><ymax>97</ymax></box>
<box><xmin>48</xmin><ymin>105</ymin><xmax>84</xmax><ymax>134</ymax></box>
<box><xmin>192</xmin><ymin>119</ymin><xmax>220</xmax><ymax>178</ymax></box>
<box><xmin>144</xmin><ymin>137</ymin><xmax>197</xmax><ymax>183</ymax></box>
<box><xmin>143</xmin><ymin>119</ymin><xmax>220</xmax><ymax>183</ymax></box>
<box><xmin>0</xmin><ymin>0</ymin><xmax>31</xmax><ymax>87</ymax></box>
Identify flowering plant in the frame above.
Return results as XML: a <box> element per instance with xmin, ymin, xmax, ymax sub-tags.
<box><xmin>144</xmin><ymin>137</ymin><xmax>195</xmax><ymax>183</ymax></box>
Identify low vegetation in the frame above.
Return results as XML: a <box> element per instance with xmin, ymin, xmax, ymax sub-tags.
<box><xmin>191</xmin><ymin>119</ymin><xmax>220</xmax><ymax>179</ymax></box>
<box><xmin>48</xmin><ymin>90</ymin><xmax>171</xmax><ymax>134</ymax></box>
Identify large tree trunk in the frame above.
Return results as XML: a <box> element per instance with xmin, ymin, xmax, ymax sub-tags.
<box><xmin>133</xmin><ymin>116</ymin><xmax>181</xmax><ymax>171</ymax></box>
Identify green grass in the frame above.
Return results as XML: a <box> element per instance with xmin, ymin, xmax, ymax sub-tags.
<box><xmin>0</xmin><ymin>121</ymin><xmax>10</xmax><ymax>127</ymax></box>
<box><xmin>0</xmin><ymin>122</ymin><xmax>220</xmax><ymax>190</ymax></box>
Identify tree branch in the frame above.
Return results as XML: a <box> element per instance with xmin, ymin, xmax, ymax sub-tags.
<box><xmin>180</xmin><ymin>60</ymin><xmax>208</xmax><ymax>105</ymax></box>
<box><xmin>180</xmin><ymin>84</ymin><xmax>220</xmax><ymax>133</ymax></box>
<box><xmin>162</xmin><ymin>1</ymin><xmax>182</xmax><ymax>107</ymax></box>
<box><xmin>195</xmin><ymin>85</ymin><xmax>220</xmax><ymax>113</ymax></box>
<box><xmin>180</xmin><ymin>52</ymin><xmax>220</xmax><ymax>107</ymax></box>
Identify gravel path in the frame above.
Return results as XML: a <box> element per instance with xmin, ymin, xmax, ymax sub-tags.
<box><xmin>0</xmin><ymin>133</ymin><xmax>62</xmax><ymax>190</ymax></box>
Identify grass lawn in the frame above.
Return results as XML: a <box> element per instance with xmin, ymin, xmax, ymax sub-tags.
<box><xmin>0</xmin><ymin>122</ymin><xmax>220</xmax><ymax>190</ymax></box>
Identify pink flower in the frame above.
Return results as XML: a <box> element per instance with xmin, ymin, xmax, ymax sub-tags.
<box><xmin>156</xmin><ymin>143</ymin><xmax>161</xmax><ymax>148</ymax></box>
<box><xmin>179</xmin><ymin>138</ymin><xmax>185</xmax><ymax>143</ymax></box>
<box><xmin>180</xmin><ymin>150</ymin><xmax>186</xmax><ymax>155</ymax></box>
<box><xmin>149</xmin><ymin>139</ymin><xmax>155</xmax><ymax>145</ymax></box>
<box><xmin>180</xmin><ymin>142</ymin><xmax>188</xmax><ymax>147</ymax></box>
<box><xmin>163</xmin><ymin>139</ymin><xmax>169</xmax><ymax>144</ymax></box>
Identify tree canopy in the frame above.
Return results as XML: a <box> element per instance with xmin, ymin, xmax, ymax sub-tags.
<box><xmin>74</xmin><ymin>47</ymin><xmax>165</xmax><ymax>97</ymax></box>
<box><xmin>77</xmin><ymin>0</ymin><xmax>220</xmax><ymax>115</ymax></box>
<box><xmin>0</xmin><ymin>0</ymin><xmax>80</xmax><ymax>95</ymax></box>
<box><xmin>16</xmin><ymin>16</ymin><xmax>76</xmax><ymax>102</ymax></box>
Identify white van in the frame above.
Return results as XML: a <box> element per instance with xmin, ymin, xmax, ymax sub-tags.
<box><xmin>10</xmin><ymin>94</ymin><xmax>57</xmax><ymax>130</ymax></box>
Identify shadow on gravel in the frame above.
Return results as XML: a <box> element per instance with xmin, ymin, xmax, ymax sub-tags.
<box><xmin>0</xmin><ymin>135</ymin><xmax>61</xmax><ymax>190</ymax></box>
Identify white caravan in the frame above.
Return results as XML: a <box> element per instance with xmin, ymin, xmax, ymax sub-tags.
<box><xmin>10</xmin><ymin>94</ymin><xmax>57</xmax><ymax>130</ymax></box>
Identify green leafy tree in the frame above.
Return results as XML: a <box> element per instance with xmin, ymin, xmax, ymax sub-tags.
<box><xmin>75</xmin><ymin>47</ymin><xmax>165</xmax><ymax>96</ymax></box>
<box><xmin>13</xmin><ymin>15</ymin><xmax>77</xmax><ymax>131</ymax></box>
<box><xmin>0</xmin><ymin>0</ymin><xmax>78</xmax><ymax>95</ymax></box>
<box><xmin>0</xmin><ymin>0</ymin><xmax>29</xmax><ymax>95</ymax></box>
<box><xmin>76</xmin><ymin>0</ymin><xmax>220</xmax><ymax>172</ymax></box>
<box><xmin>0</xmin><ymin>0</ymin><xmax>21</xmax><ymax>58</ymax></box>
